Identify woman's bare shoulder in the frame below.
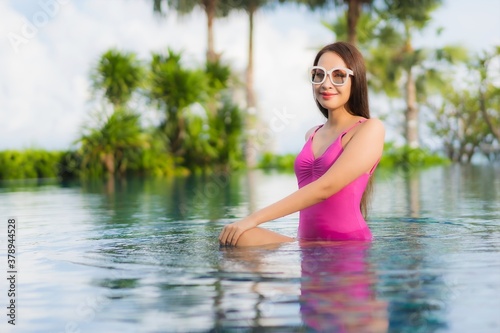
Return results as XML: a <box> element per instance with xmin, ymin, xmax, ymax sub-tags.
<box><xmin>342</xmin><ymin>118</ymin><xmax>384</xmax><ymax>149</ymax></box>
<box><xmin>359</xmin><ymin>118</ymin><xmax>385</xmax><ymax>133</ymax></box>
<box><xmin>304</xmin><ymin>125</ymin><xmax>322</xmax><ymax>141</ymax></box>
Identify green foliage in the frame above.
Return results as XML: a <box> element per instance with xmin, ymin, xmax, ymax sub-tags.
<box><xmin>294</xmin><ymin>0</ymin><xmax>371</xmax><ymax>11</ymax></box>
<box><xmin>91</xmin><ymin>49</ymin><xmax>144</xmax><ymax>107</ymax></box>
<box><xmin>58</xmin><ymin>130</ymin><xmax>181</xmax><ymax>180</ymax></box>
<box><xmin>475</xmin><ymin>46</ymin><xmax>500</xmax><ymax>142</ymax></box>
<box><xmin>153</xmin><ymin>0</ymin><xmax>198</xmax><ymax>15</ymax></box>
<box><xmin>258</xmin><ymin>152</ymin><xmax>296</xmax><ymax>172</ymax></box>
<box><xmin>205</xmin><ymin>59</ymin><xmax>232</xmax><ymax>94</ymax></box>
<box><xmin>56</xmin><ymin>47</ymin><xmax>246</xmax><ymax>180</ymax></box>
<box><xmin>148</xmin><ymin>49</ymin><xmax>209</xmax><ymax>157</ymax></box>
<box><xmin>182</xmin><ymin>112</ymin><xmax>219</xmax><ymax>171</ymax></box>
<box><xmin>207</xmin><ymin>97</ymin><xmax>245</xmax><ymax>170</ymax></box>
<box><xmin>323</xmin><ymin>9</ymin><xmax>380</xmax><ymax>45</ymax></box>
<box><xmin>58</xmin><ymin>150</ymin><xmax>82</xmax><ymax>179</ymax></box>
<box><xmin>0</xmin><ymin>150</ymin><xmax>62</xmax><ymax>180</ymax></box>
<box><xmin>153</xmin><ymin>0</ymin><xmax>237</xmax><ymax>17</ymax></box>
<box><xmin>139</xmin><ymin>130</ymin><xmax>180</xmax><ymax>177</ymax></box>
<box><xmin>258</xmin><ymin>142</ymin><xmax>449</xmax><ymax>173</ymax></box>
<box><xmin>149</xmin><ymin>50</ymin><xmax>208</xmax><ymax>112</ymax></box>
<box><xmin>383</xmin><ymin>0</ymin><xmax>443</xmax><ymax>29</ymax></box>
<box><xmin>77</xmin><ymin>109</ymin><xmax>147</xmax><ymax>177</ymax></box>
<box><xmin>323</xmin><ymin>0</ymin><xmax>478</xmax><ymax>152</ymax></box>
<box><xmin>178</xmin><ymin>96</ymin><xmax>244</xmax><ymax>172</ymax></box>
<box><xmin>379</xmin><ymin>142</ymin><xmax>449</xmax><ymax>169</ymax></box>
<box><xmin>354</xmin><ymin>1</ymin><xmax>449</xmax><ymax>99</ymax></box>
<box><xmin>425</xmin><ymin>46</ymin><xmax>500</xmax><ymax>163</ymax></box>
<box><xmin>147</xmin><ymin>49</ymin><xmax>244</xmax><ymax>171</ymax></box>
<box><xmin>241</xmin><ymin>0</ymin><xmax>273</xmax><ymax>12</ymax></box>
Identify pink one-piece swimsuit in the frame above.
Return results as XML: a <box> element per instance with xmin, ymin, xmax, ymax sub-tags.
<box><xmin>294</xmin><ymin>119</ymin><xmax>377</xmax><ymax>241</ymax></box>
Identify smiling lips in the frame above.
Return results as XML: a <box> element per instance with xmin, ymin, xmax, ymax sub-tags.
<box><xmin>320</xmin><ymin>92</ymin><xmax>337</xmax><ymax>99</ymax></box>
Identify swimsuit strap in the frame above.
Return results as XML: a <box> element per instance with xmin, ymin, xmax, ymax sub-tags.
<box><xmin>310</xmin><ymin>118</ymin><xmax>367</xmax><ymax>141</ymax></box>
<box><xmin>340</xmin><ymin>119</ymin><xmax>368</xmax><ymax>138</ymax></box>
<box><xmin>309</xmin><ymin>125</ymin><xmax>323</xmax><ymax>140</ymax></box>
<box><xmin>368</xmin><ymin>158</ymin><xmax>380</xmax><ymax>175</ymax></box>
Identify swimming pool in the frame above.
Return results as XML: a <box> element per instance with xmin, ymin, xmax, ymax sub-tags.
<box><xmin>1</xmin><ymin>164</ymin><xmax>499</xmax><ymax>332</ymax></box>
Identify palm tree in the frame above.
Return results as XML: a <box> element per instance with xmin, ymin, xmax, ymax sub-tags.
<box><xmin>373</xmin><ymin>0</ymin><xmax>445</xmax><ymax>148</ymax></box>
<box><xmin>232</xmin><ymin>0</ymin><xmax>272</xmax><ymax>167</ymax></box>
<box><xmin>148</xmin><ymin>49</ymin><xmax>209</xmax><ymax>158</ymax></box>
<box><xmin>90</xmin><ymin>49</ymin><xmax>143</xmax><ymax>108</ymax></box>
<box><xmin>331</xmin><ymin>0</ymin><xmax>444</xmax><ymax>148</ymax></box>
<box><xmin>326</xmin><ymin>0</ymin><xmax>473</xmax><ymax>151</ymax></box>
<box><xmin>79</xmin><ymin>110</ymin><xmax>147</xmax><ymax>176</ymax></box>
<box><xmin>80</xmin><ymin>49</ymin><xmax>146</xmax><ymax>177</ymax></box>
<box><xmin>295</xmin><ymin>0</ymin><xmax>373</xmax><ymax>45</ymax></box>
<box><xmin>153</xmin><ymin>0</ymin><xmax>235</xmax><ymax>63</ymax></box>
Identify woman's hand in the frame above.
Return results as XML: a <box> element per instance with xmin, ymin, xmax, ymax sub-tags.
<box><xmin>219</xmin><ymin>218</ymin><xmax>257</xmax><ymax>247</ymax></box>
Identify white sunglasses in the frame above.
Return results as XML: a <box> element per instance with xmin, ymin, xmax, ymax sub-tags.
<box><xmin>309</xmin><ymin>66</ymin><xmax>354</xmax><ymax>86</ymax></box>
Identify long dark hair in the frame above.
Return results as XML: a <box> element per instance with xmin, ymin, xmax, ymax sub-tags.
<box><xmin>312</xmin><ymin>41</ymin><xmax>373</xmax><ymax>218</ymax></box>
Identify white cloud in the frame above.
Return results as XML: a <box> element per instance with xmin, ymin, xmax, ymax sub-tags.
<box><xmin>0</xmin><ymin>0</ymin><xmax>498</xmax><ymax>152</ymax></box>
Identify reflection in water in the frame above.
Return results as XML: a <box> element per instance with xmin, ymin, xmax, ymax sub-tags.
<box><xmin>77</xmin><ymin>172</ymin><xmax>244</xmax><ymax>223</ymax></box>
<box><xmin>219</xmin><ymin>242</ymin><xmax>388</xmax><ymax>332</ymax></box>
<box><xmin>245</xmin><ymin>169</ymin><xmax>258</xmax><ymax>214</ymax></box>
<box><xmin>373</xmin><ymin>215</ymin><xmax>451</xmax><ymax>333</ymax></box>
<box><xmin>1</xmin><ymin>165</ymin><xmax>499</xmax><ymax>332</ymax></box>
<box><xmin>300</xmin><ymin>242</ymin><xmax>388</xmax><ymax>333</ymax></box>
<box><xmin>217</xmin><ymin>243</ymin><xmax>299</xmax><ymax>329</ymax></box>
<box><xmin>404</xmin><ymin>170</ymin><xmax>421</xmax><ymax>218</ymax></box>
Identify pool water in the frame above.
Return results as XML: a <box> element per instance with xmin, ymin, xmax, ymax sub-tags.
<box><xmin>1</xmin><ymin>164</ymin><xmax>499</xmax><ymax>332</ymax></box>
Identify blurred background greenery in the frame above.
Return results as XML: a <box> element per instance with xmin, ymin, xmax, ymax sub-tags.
<box><xmin>1</xmin><ymin>0</ymin><xmax>499</xmax><ymax>180</ymax></box>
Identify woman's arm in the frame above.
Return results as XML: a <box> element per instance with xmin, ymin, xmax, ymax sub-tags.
<box><xmin>219</xmin><ymin>118</ymin><xmax>385</xmax><ymax>246</ymax></box>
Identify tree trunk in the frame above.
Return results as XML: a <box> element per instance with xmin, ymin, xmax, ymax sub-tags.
<box><xmin>102</xmin><ymin>153</ymin><xmax>115</xmax><ymax>175</ymax></box>
<box><xmin>245</xmin><ymin>6</ymin><xmax>258</xmax><ymax>168</ymax></box>
<box><xmin>346</xmin><ymin>0</ymin><xmax>361</xmax><ymax>45</ymax></box>
<box><xmin>405</xmin><ymin>67</ymin><xmax>419</xmax><ymax>148</ymax></box>
<box><xmin>205</xmin><ymin>0</ymin><xmax>218</xmax><ymax>63</ymax></box>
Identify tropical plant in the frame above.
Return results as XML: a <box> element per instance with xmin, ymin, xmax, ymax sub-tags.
<box><xmin>139</xmin><ymin>129</ymin><xmax>179</xmax><ymax>177</ymax></box>
<box><xmin>153</xmin><ymin>1</ymin><xmax>271</xmax><ymax>167</ymax></box>
<box><xmin>78</xmin><ymin>108</ymin><xmax>147</xmax><ymax>177</ymax></box>
<box><xmin>378</xmin><ymin>142</ymin><xmax>449</xmax><ymax>169</ymax></box>
<box><xmin>295</xmin><ymin>0</ymin><xmax>373</xmax><ymax>45</ymax></box>
<box><xmin>76</xmin><ymin>49</ymin><xmax>148</xmax><ymax>178</ymax></box>
<box><xmin>229</xmin><ymin>0</ymin><xmax>273</xmax><ymax>167</ymax></box>
<box><xmin>426</xmin><ymin>46</ymin><xmax>500</xmax><ymax>163</ymax></box>
<box><xmin>153</xmin><ymin>0</ymin><xmax>237</xmax><ymax>63</ymax></box>
<box><xmin>369</xmin><ymin>0</ymin><xmax>444</xmax><ymax>148</ymax></box>
<box><xmin>0</xmin><ymin>150</ymin><xmax>62</xmax><ymax>180</ymax></box>
<box><xmin>475</xmin><ymin>46</ymin><xmax>500</xmax><ymax>143</ymax></box>
<box><xmin>148</xmin><ymin>49</ymin><xmax>210</xmax><ymax>159</ymax></box>
<box><xmin>326</xmin><ymin>1</ymin><xmax>471</xmax><ymax>150</ymax></box>
<box><xmin>204</xmin><ymin>57</ymin><xmax>234</xmax><ymax>119</ymax></box>
<box><xmin>90</xmin><ymin>49</ymin><xmax>144</xmax><ymax>108</ymax></box>
<box><xmin>426</xmin><ymin>89</ymin><xmax>489</xmax><ymax>163</ymax></box>
<box><xmin>207</xmin><ymin>96</ymin><xmax>245</xmax><ymax>170</ymax></box>
<box><xmin>258</xmin><ymin>152</ymin><xmax>296</xmax><ymax>171</ymax></box>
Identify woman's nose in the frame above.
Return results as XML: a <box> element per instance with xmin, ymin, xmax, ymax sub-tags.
<box><xmin>321</xmin><ymin>75</ymin><xmax>334</xmax><ymax>89</ymax></box>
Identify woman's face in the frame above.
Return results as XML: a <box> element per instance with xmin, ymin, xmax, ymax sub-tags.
<box><xmin>313</xmin><ymin>52</ymin><xmax>352</xmax><ymax>113</ymax></box>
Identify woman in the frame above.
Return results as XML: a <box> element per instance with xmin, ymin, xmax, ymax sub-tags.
<box><xmin>219</xmin><ymin>41</ymin><xmax>385</xmax><ymax>247</ymax></box>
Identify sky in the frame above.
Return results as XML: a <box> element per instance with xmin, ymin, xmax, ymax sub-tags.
<box><xmin>1</xmin><ymin>0</ymin><xmax>499</xmax><ymax>154</ymax></box>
